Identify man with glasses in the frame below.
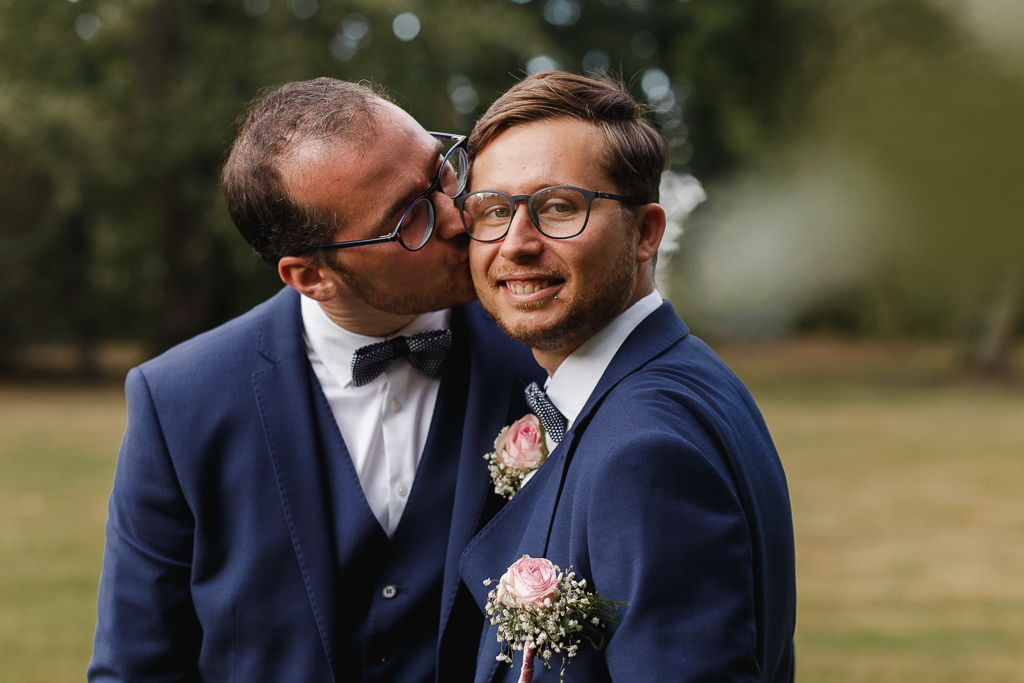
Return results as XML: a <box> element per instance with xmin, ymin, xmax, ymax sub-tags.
<box><xmin>89</xmin><ymin>78</ymin><xmax>542</xmax><ymax>683</ymax></box>
<box><xmin>457</xmin><ymin>72</ymin><xmax>796</xmax><ymax>682</ymax></box>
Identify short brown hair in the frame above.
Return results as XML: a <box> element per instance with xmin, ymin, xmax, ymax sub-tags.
<box><xmin>222</xmin><ymin>78</ymin><xmax>386</xmax><ymax>267</ymax></box>
<box><xmin>469</xmin><ymin>71</ymin><xmax>667</xmax><ymax>204</ymax></box>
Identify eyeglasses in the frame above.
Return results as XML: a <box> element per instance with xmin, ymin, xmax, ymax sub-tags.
<box><xmin>305</xmin><ymin>132</ymin><xmax>468</xmax><ymax>253</ymax></box>
<box><xmin>454</xmin><ymin>185</ymin><xmax>643</xmax><ymax>242</ymax></box>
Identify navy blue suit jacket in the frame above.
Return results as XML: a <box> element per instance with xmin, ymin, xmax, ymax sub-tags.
<box><xmin>460</xmin><ymin>302</ymin><xmax>796</xmax><ymax>683</ymax></box>
<box><xmin>88</xmin><ymin>287</ymin><xmax>543</xmax><ymax>682</ymax></box>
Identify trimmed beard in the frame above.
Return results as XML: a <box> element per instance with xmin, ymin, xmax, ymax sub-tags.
<box><xmin>485</xmin><ymin>236</ymin><xmax>638</xmax><ymax>354</ymax></box>
<box><xmin>326</xmin><ymin>252</ymin><xmax>477</xmax><ymax>315</ymax></box>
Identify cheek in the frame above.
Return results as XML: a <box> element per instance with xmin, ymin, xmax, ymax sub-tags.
<box><xmin>566</xmin><ymin>239</ymin><xmax>610</xmax><ymax>281</ymax></box>
<box><xmin>392</xmin><ymin>245</ymin><xmax>450</xmax><ymax>283</ymax></box>
<box><xmin>377</xmin><ymin>252</ymin><xmax>416</xmax><ymax>280</ymax></box>
<box><xmin>469</xmin><ymin>245</ymin><xmax>496</xmax><ymax>282</ymax></box>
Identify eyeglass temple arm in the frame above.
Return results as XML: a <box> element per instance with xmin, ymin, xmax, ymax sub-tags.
<box><xmin>306</xmin><ymin>234</ymin><xmax>398</xmax><ymax>251</ymax></box>
<box><xmin>594</xmin><ymin>191</ymin><xmax>646</xmax><ymax>204</ymax></box>
<box><xmin>426</xmin><ymin>131</ymin><xmax>464</xmax><ymax>142</ymax></box>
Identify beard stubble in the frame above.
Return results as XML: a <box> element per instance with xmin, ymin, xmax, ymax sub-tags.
<box><xmin>485</xmin><ymin>235</ymin><xmax>638</xmax><ymax>354</ymax></box>
<box><xmin>327</xmin><ymin>248</ymin><xmax>477</xmax><ymax>315</ymax></box>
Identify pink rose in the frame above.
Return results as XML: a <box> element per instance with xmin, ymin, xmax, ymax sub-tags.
<box><xmin>494</xmin><ymin>415</ymin><xmax>547</xmax><ymax>472</ymax></box>
<box><xmin>496</xmin><ymin>555</ymin><xmax>561</xmax><ymax>609</ymax></box>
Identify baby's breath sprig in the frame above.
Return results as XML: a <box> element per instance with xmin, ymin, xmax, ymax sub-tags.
<box><xmin>483</xmin><ymin>564</ymin><xmax>626</xmax><ymax>682</ymax></box>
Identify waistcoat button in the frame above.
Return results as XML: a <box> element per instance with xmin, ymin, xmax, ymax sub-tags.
<box><xmin>381</xmin><ymin>584</ymin><xmax>398</xmax><ymax>599</ymax></box>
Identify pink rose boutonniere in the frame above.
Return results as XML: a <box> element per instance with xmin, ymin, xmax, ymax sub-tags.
<box><xmin>484</xmin><ymin>414</ymin><xmax>549</xmax><ymax>499</ymax></box>
<box><xmin>483</xmin><ymin>555</ymin><xmax>626</xmax><ymax>683</ymax></box>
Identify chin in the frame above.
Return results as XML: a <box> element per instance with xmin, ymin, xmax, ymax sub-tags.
<box><xmin>493</xmin><ymin>317</ymin><xmax>578</xmax><ymax>352</ymax></box>
<box><xmin>439</xmin><ymin>275</ymin><xmax>478</xmax><ymax>309</ymax></box>
<box><xmin>437</xmin><ymin>288</ymin><xmax>478</xmax><ymax>311</ymax></box>
<box><xmin>403</xmin><ymin>280</ymin><xmax>478</xmax><ymax>314</ymax></box>
<box><xmin>482</xmin><ymin>279</ymin><xmax>631</xmax><ymax>354</ymax></box>
<box><xmin>478</xmin><ymin>300</ymin><xmax>557</xmax><ymax>349</ymax></box>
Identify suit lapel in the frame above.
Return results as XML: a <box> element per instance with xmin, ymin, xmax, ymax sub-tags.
<box><xmin>457</xmin><ymin>427</ymin><xmax>578</xmax><ymax>683</ymax></box>
<box><xmin>251</xmin><ymin>288</ymin><xmax>342</xmax><ymax>682</ymax></box>
<box><xmin>438</xmin><ymin>306</ymin><xmax>530</xmax><ymax>640</ymax></box>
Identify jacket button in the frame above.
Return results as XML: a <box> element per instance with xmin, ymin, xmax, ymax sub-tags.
<box><xmin>381</xmin><ymin>584</ymin><xmax>398</xmax><ymax>599</ymax></box>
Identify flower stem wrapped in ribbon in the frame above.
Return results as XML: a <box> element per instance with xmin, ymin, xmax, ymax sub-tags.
<box><xmin>484</xmin><ymin>556</ymin><xmax>626</xmax><ymax>683</ymax></box>
<box><xmin>484</xmin><ymin>414</ymin><xmax>549</xmax><ymax>499</ymax></box>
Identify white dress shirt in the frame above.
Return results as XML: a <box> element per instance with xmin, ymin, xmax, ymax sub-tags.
<box><xmin>300</xmin><ymin>295</ymin><xmax>448</xmax><ymax>538</ymax></box>
<box><xmin>543</xmin><ymin>290</ymin><xmax>663</xmax><ymax>453</ymax></box>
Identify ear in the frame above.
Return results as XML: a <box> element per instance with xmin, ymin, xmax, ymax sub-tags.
<box><xmin>278</xmin><ymin>255</ymin><xmax>341</xmax><ymax>302</ymax></box>
<box><xmin>634</xmin><ymin>203</ymin><xmax>666</xmax><ymax>264</ymax></box>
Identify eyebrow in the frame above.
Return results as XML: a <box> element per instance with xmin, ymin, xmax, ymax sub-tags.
<box><xmin>371</xmin><ymin>137</ymin><xmax>446</xmax><ymax>237</ymax></box>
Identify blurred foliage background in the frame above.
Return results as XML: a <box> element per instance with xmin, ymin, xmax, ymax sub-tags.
<box><xmin>5</xmin><ymin>0</ymin><xmax>1020</xmax><ymax>378</ymax></box>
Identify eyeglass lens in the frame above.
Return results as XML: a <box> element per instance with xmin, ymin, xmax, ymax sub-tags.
<box><xmin>438</xmin><ymin>146</ymin><xmax>468</xmax><ymax>198</ymax></box>
<box><xmin>397</xmin><ymin>197</ymin><xmax>434</xmax><ymax>251</ymax></box>
<box><xmin>460</xmin><ymin>187</ymin><xmax>591</xmax><ymax>241</ymax></box>
<box><xmin>396</xmin><ymin>141</ymin><xmax>468</xmax><ymax>250</ymax></box>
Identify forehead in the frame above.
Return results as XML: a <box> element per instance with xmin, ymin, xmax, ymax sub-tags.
<box><xmin>470</xmin><ymin>118</ymin><xmax>614</xmax><ymax>192</ymax></box>
<box><xmin>281</xmin><ymin>102</ymin><xmax>437</xmax><ymax>222</ymax></box>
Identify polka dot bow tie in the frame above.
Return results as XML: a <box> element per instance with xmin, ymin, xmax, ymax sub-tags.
<box><xmin>524</xmin><ymin>381</ymin><xmax>568</xmax><ymax>444</ymax></box>
<box><xmin>351</xmin><ymin>329</ymin><xmax>452</xmax><ymax>387</ymax></box>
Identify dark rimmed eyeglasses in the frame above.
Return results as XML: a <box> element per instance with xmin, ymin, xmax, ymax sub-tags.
<box><xmin>453</xmin><ymin>185</ymin><xmax>643</xmax><ymax>242</ymax></box>
<box><xmin>305</xmin><ymin>132</ymin><xmax>468</xmax><ymax>253</ymax></box>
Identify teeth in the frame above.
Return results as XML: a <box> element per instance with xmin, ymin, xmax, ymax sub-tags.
<box><xmin>507</xmin><ymin>280</ymin><xmax>552</xmax><ymax>295</ymax></box>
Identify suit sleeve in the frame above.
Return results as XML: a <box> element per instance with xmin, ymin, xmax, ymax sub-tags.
<box><xmin>88</xmin><ymin>368</ymin><xmax>202</xmax><ymax>682</ymax></box>
<box><xmin>581</xmin><ymin>396</ymin><xmax>761</xmax><ymax>682</ymax></box>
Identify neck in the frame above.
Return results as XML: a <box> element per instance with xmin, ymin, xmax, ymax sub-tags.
<box><xmin>317</xmin><ymin>297</ymin><xmax>418</xmax><ymax>337</ymax></box>
<box><xmin>531</xmin><ymin>348</ymin><xmax>569</xmax><ymax>377</ymax></box>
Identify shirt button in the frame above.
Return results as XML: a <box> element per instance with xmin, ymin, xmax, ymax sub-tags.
<box><xmin>395</xmin><ymin>483</ymin><xmax>408</xmax><ymax>497</ymax></box>
<box><xmin>381</xmin><ymin>584</ymin><xmax>398</xmax><ymax>599</ymax></box>
<box><xmin>390</xmin><ymin>397</ymin><xmax>402</xmax><ymax>412</ymax></box>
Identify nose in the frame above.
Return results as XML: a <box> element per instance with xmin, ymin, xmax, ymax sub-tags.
<box><xmin>498</xmin><ymin>203</ymin><xmax>543</xmax><ymax>261</ymax></box>
<box><xmin>432</xmin><ymin>194</ymin><xmax>467</xmax><ymax>241</ymax></box>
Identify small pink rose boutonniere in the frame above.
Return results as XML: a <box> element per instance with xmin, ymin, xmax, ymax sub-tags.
<box><xmin>483</xmin><ymin>555</ymin><xmax>626</xmax><ymax>683</ymax></box>
<box><xmin>484</xmin><ymin>414</ymin><xmax>549</xmax><ymax>499</ymax></box>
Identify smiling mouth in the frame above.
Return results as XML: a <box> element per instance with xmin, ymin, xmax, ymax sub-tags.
<box><xmin>500</xmin><ymin>278</ymin><xmax>564</xmax><ymax>295</ymax></box>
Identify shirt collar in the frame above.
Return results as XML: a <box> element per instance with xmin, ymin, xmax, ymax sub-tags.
<box><xmin>300</xmin><ymin>294</ymin><xmax>450</xmax><ymax>388</ymax></box>
<box><xmin>545</xmin><ymin>290</ymin><xmax>662</xmax><ymax>429</ymax></box>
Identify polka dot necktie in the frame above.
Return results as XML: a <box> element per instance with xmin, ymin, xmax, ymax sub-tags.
<box><xmin>525</xmin><ymin>381</ymin><xmax>568</xmax><ymax>444</ymax></box>
<box><xmin>350</xmin><ymin>329</ymin><xmax>452</xmax><ymax>387</ymax></box>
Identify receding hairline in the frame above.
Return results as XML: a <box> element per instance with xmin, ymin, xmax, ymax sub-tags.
<box><xmin>272</xmin><ymin>98</ymin><xmax>398</xmax><ymax>239</ymax></box>
<box><xmin>278</xmin><ymin>100</ymin><xmax>446</xmax><ymax>246</ymax></box>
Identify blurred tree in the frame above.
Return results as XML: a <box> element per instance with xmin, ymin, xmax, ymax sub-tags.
<box><xmin>0</xmin><ymin>0</ymin><xmax>833</xmax><ymax>369</ymax></box>
<box><xmin>479</xmin><ymin>0</ymin><xmax>834</xmax><ymax>176</ymax></box>
<box><xmin>815</xmin><ymin>0</ymin><xmax>1024</xmax><ymax>376</ymax></box>
<box><xmin>0</xmin><ymin>0</ymin><xmax>117</xmax><ymax>371</ymax></box>
<box><xmin>669</xmin><ymin>0</ymin><xmax>1024</xmax><ymax>376</ymax></box>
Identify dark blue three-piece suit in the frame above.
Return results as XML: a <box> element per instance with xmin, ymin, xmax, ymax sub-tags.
<box><xmin>88</xmin><ymin>287</ymin><xmax>544</xmax><ymax>683</ymax></box>
<box><xmin>459</xmin><ymin>301</ymin><xmax>797</xmax><ymax>683</ymax></box>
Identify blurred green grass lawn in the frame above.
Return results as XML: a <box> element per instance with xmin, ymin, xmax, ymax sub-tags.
<box><xmin>2</xmin><ymin>340</ymin><xmax>1023</xmax><ymax>681</ymax></box>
